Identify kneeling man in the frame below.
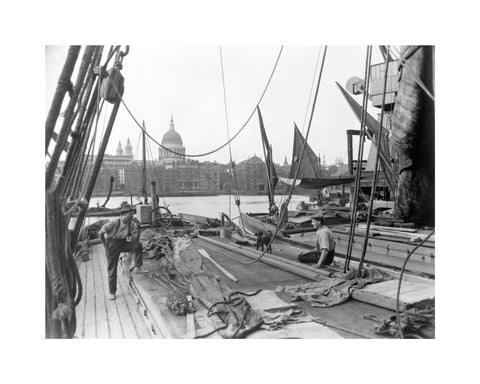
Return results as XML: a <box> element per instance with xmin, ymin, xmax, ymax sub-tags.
<box><xmin>298</xmin><ymin>213</ymin><xmax>335</xmax><ymax>269</ymax></box>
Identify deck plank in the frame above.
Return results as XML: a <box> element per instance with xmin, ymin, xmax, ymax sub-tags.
<box><xmin>351</xmin><ymin>280</ymin><xmax>434</xmax><ymax>311</ymax></box>
<box><xmin>76</xmin><ymin>259</ymin><xmax>87</xmax><ymax>338</ymax></box>
<box><xmin>75</xmin><ymin>244</ymin><xmax>152</xmax><ymax>339</ymax></box>
<box><xmin>96</xmin><ymin>243</ymin><xmax>153</xmax><ymax>339</ymax></box>
<box><xmin>96</xmin><ymin>244</ymin><xmax>124</xmax><ymax>339</ymax></box>
<box><xmin>96</xmin><ymin>244</ymin><xmax>142</xmax><ymax>339</ymax></box>
<box><xmin>92</xmin><ymin>246</ymin><xmax>110</xmax><ymax>338</ymax></box>
<box><xmin>82</xmin><ymin>256</ymin><xmax>96</xmax><ymax>339</ymax></box>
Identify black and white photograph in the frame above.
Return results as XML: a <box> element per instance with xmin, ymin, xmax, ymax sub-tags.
<box><xmin>45</xmin><ymin>44</ymin><xmax>436</xmax><ymax>341</ymax></box>
<box><xmin>3</xmin><ymin>1</ymin><xmax>478</xmax><ymax>383</ymax></box>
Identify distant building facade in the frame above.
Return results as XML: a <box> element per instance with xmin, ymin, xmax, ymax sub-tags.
<box><xmin>88</xmin><ymin>117</ymin><xmax>274</xmax><ymax>197</ymax></box>
<box><xmin>235</xmin><ymin>155</ymin><xmax>267</xmax><ymax>194</ymax></box>
<box><xmin>90</xmin><ymin>117</ymin><xmax>227</xmax><ymax>196</ymax></box>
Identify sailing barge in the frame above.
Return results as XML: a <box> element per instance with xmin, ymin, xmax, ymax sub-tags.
<box><xmin>46</xmin><ymin>45</ymin><xmax>435</xmax><ymax>339</ymax></box>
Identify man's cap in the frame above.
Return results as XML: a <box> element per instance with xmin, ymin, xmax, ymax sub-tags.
<box><xmin>311</xmin><ymin>213</ymin><xmax>324</xmax><ymax>220</ymax></box>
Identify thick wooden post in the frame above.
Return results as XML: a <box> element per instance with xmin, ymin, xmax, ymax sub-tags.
<box><xmin>142</xmin><ymin>121</ymin><xmax>148</xmax><ymax>204</ymax></box>
<box><xmin>151</xmin><ymin>181</ymin><xmax>158</xmax><ymax>210</ymax></box>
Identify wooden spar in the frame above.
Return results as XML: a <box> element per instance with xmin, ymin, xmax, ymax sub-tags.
<box><xmin>282</xmin><ymin>226</ymin><xmax>317</xmax><ymax>235</ymax></box>
<box><xmin>142</xmin><ymin>121</ymin><xmax>148</xmax><ymax>204</ymax></box>
<box><xmin>197</xmin><ymin>248</ymin><xmax>239</xmax><ymax>282</ymax></box>
<box><xmin>198</xmin><ymin>235</ymin><xmax>328</xmax><ymax>280</ymax></box>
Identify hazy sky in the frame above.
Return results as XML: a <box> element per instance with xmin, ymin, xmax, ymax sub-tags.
<box><xmin>46</xmin><ymin>46</ymin><xmax>385</xmax><ymax>165</ymax></box>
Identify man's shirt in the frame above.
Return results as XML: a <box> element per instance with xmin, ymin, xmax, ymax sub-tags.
<box><xmin>99</xmin><ymin>218</ymin><xmax>137</xmax><ymax>240</ymax></box>
<box><xmin>315</xmin><ymin>226</ymin><xmax>335</xmax><ymax>252</ymax></box>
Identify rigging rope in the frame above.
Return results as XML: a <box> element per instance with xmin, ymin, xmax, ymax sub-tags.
<box><xmin>390</xmin><ymin>46</ymin><xmax>435</xmax><ymax>102</ymax></box>
<box><xmin>63</xmin><ymin>51</ymin><xmax>101</xmax><ymax>199</ymax></box>
<box><xmin>301</xmin><ymin>46</ymin><xmax>323</xmax><ymax>134</ymax></box>
<box><xmin>46</xmin><ymin>45</ymin><xmax>127</xmax><ymax>338</ymax></box>
<box><xmin>45</xmin><ymin>46</ymin><xmax>80</xmax><ymax>155</ymax></box>
<box><xmin>356</xmin><ymin>46</ymin><xmax>391</xmax><ymax>277</ymax></box>
<box><xmin>46</xmin><ymin>46</ymin><xmax>95</xmax><ymax>189</ymax></box>
<box><xmin>219</xmin><ymin>46</ymin><xmax>234</xmax><ymax>218</ymax></box>
<box><xmin>242</xmin><ymin>46</ymin><xmax>329</xmax><ymax>265</ymax></box>
<box><xmin>395</xmin><ymin>230</ymin><xmax>435</xmax><ymax>339</ymax></box>
<box><xmin>344</xmin><ymin>45</ymin><xmax>373</xmax><ymax>272</ymax></box>
<box><xmin>109</xmin><ymin>46</ymin><xmax>284</xmax><ymax>158</ymax></box>
<box><xmin>80</xmin><ymin>99</ymin><xmax>107</xmax><ymax>199</ymax></box>
<box><xmin>278</xmin><ymin>46</ymin><xmax>322</xmax><ymax>212</ymax></box>
<box><xmin>62</xmin><ymin>47</ymin><xmax>105</xmax><ymax>197</ymax></box>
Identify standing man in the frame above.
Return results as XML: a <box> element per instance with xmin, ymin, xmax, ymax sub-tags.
<box><xmin>99</xmin><ymin>209</ymin><xmax>148</xmax><ymax>300</ymax></box>
<box><xmin>298</xmin><ymin>213</ymin><xmax>335</xmax><ymax>269</ymax></box>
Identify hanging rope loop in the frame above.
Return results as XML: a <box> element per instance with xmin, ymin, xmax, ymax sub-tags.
<box><xmin>109</xmin><ymin>46</ymin><xmax>284</xmax><ymax>158</ymax></box>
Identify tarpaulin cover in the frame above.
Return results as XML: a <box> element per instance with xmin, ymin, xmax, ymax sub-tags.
<box><xmin>276</xmin><ymin>267</ymin><xmax>392</xmax><ymax>308</ymax></box>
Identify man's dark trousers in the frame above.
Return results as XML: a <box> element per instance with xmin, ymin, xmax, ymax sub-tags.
<box><xmin>105</xmin><ymin>239</ymin><xmax>143</xmax><ymax>294</ymax></box>
<box><xmin>298</xmin><ymin>248</ymin><xmax>335</xmax><ymax>266</ymax></box>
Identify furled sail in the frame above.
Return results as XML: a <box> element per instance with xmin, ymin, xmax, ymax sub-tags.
<box><xmin>282</xmin><ymin>124</ymin><xmax>357</xmax><ymax>190</ymax></box>
<box><xmin>391</xmin><ymin>46</ymin><xmax>435</xmax><ymax>227</ymax></box>
<box><xmin>279</xmin><ymin>176</ymin><xmax>357</xmax><ymax>190</ymax></box>
<box><xmin>257</xmin><ymin>107</ymin><xmax>277</xmax><ymax>208</ymax></box>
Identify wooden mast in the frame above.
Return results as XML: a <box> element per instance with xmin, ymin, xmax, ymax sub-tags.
<box><xmin>142</xmin><ymin>121</ymin><xmax>148</xmax><ymax>204</ymax></box>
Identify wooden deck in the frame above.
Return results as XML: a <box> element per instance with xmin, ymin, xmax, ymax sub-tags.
<box><xmin>74</xmin><ymin>244</ymin><xmax>153</xmax><ymax>339</ymax></box>
<box><xmin>73</xmin><ymin>233</ymin><xmax>434</xmax><ymax>339</ymax></box>
<box><xmin>134</xmin><ymin>236</ymin><xmax>400</xmax><ymax>338</ymax></box>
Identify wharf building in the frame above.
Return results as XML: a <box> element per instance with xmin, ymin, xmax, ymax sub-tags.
<box><xmin>91</xmin><ymin>117</ymin><xmax>226</xmax><ymax>197</ymax></box>
<box><xmin>234</xmin><ymin>155</ymin><xmax>268</xmax><ymax>195</ymax></box>
<box><xmin>90</xmin><ymin>116</ymin><xmax>277</xmax><ymax>197</ymax></box>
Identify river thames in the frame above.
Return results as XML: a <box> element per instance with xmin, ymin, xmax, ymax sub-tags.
<box><xmin>84</xmin><ymin>194</ymin><xmax>310</xmax><ymax>225</ymax></box>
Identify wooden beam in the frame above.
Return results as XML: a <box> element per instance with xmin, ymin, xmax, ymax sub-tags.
<box><xmin>197</xmin><ymin>248</ymin><xmax>239</xmax><ymax>282</ymax></box>
<box><xmin>198</xmin><ymin>235</ymin><xmax>328</xmax><ymax>281</ymax></box>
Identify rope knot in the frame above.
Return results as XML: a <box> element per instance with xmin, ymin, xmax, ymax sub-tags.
<box><xmin>52</xmin><ymin>302</ymin><xmax>72</xmax><ymax>322</ymax></box>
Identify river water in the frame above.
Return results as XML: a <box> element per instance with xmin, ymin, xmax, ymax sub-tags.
<box><xmin>83</xmin><ymin>194</ymin><xmax>309</xmax><ymax>226</ymax></box>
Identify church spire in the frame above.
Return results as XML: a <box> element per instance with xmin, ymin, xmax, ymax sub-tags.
<box><xmin>116</xmin><ymin>141</ymin><xmax>124</xmax><ymax>156</ymax></box>
<box><xmin>170</xmin><ymin>114</ymin><xmax>174</xmax><ymax>130</ymax></box>
<box><xmin>125</xmin><ymin>137</ymin><xmax>133</xmax><ymax>157</ymax></box>
<box><xmin>283</xmin><ymin>155</ymin><xmax>288</xmax><ymax>166</ymax></box>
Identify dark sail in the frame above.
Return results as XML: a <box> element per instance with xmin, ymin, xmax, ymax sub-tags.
<box><xmin>288</xmin><ymin>123</ymin><xmax>320</xmax><ymax>179</ymax></box>
<box><xmin>283</xmin><ymin>124</ymin><xmax>357</xmax><ymax>190</ymax></box>
<box><xmin>257</xmin><ymin>107</ymin><xmax>277</xmax><ymax>207</ymax></box>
